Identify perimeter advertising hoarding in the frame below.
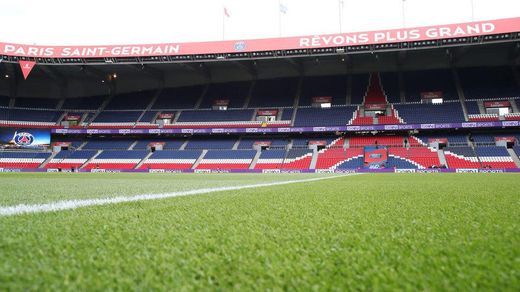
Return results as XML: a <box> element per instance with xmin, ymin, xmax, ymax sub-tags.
<box><xmin>0</xmin><ymin>128</ymin><xmax>50</xmax><ymax>148</ymax></box>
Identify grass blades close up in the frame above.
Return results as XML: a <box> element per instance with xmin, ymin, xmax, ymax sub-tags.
<box><xmin>0</xmin><ymin>173</ymin><xmax>519</xmax><ymax>290</ymax></box>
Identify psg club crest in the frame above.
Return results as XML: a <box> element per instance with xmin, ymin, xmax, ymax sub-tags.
<box><xmin>12</xmin><ymin>132</ymin><xmax>34</xmax><ymax>146</ymax></box>
<box><xmin>234</xmin><ymin>41</ymin><xmax>246</xmax><ymax>51</ymax></box>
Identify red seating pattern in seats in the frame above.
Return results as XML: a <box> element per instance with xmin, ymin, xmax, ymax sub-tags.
<box><xmin>138</xmin><ymin>163</ymin><xmax>193</xmax><ymax>170</ymax></box>
<box><xmin>349</xmin><ymin>136</ymin><xmax>404</xmax><ymax>147</ymax></box>
<box><xmin>364</xmin><ymin>73</ymin><xmax>388</xmax><ymax>104</ymax></box>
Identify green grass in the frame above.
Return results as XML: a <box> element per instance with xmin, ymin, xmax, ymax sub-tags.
<box><xmin>0</xmin><ymin>173</ymin><xmax>519</xmax><ymax>290</ymax></box>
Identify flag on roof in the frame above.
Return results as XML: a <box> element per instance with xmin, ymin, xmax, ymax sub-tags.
<box><xmin>279</xmin><ymin>3</ymin><xmax>288</xmax><ymax>14</ymax></box>
<box><xmin>224</xmin><ymin>7</ymin><xmax>230</xmax><ymax>18</ymax></box>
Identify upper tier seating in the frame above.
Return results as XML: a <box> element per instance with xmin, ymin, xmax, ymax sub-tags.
<box><xmin>474</xmin><ymin>146</ymin><xmax>517</xmax><ymax>168</ymax></box>
<box><xmin>379</xmin><ymin>72</ymin><xmax>400</xmax><ymax>103</ymax></box>
<box><xmin>132</xmin><ymin>140</ymin><xmax>184</xmax><ymax>150</ymax></box>
<box><xmin>199</xmin><ymin>81</ymin><xmax>250</xmax><ymax>109</ymax></box>
<box><xmin>415</xmin><ymin>134</ymin><xmax>468</xmax><ymax>146</ymax></box>
<box><xmin>349</xmin><ymin>136</ymin><xmax>403</xmax><ymax>147</ymax></box>
<box><xmin>248</xmin><ymin>78</ymin><xmax>298</xmax><ymax>107</ymax></box>
<box><xmin>62</xmin><ymin>95</ymin><xmax>105</xmax><ymax>110</ymax></box>
<box><xmin>45</xmin><ymin>150</ymin><xmax>97</xmax><ymax>169</ymax></box>
<box><xmin>350</xmin><ymin>74</ymin><xmax>370</xmax><ymax>104</ymax></box>
<box><xmin>0</xmin><ymin>95</ymin><xmax>10</xmax><ymax>107</ymax></box>
<box><xmin>294</xmin><ymin>106</ymin><xmax>356</xmax><ymax>127</ymax></box>
<box><xmin>177</xmin><ymin>109</ymin><xmax>254</xmax><ymax>122</ymax></box>
<box><xmin>459</xmin><ymin>66</ymin><xmax>520</xmax><ymax>99</ymax></box>
<box><xmin>0</xmin><ymin>108</ymin><xmax>63</xmax><ymax>123</ymax></box>
<box><xmin>471</xmin><ymin>134</ymin><xmax>495</xmax><ymax>145</ymax></box>
<box><xmin>394</xmin><ymin>102</ymin><xmax>465</xmax><ymax>124</ymax></box>
<box><xmin>138</xmin><ymin>111</ymin><xmax>159</xmax><ymax>123</ymax></box>
<box><xmin>281</xmin><ymin>109</ymin><xmax>293</xmax><ymax>120</ymax></box>
<box><xmin>465</xmin><ymin>101</ymin><xmax>481</xmax><ymax>115</ymax></box>
<box><xmin>237</xmin><ymin>138</ymin><xmax>289</xmax><ymax>149</ymax></box>
<box><xmin>92</xmin><ymin>111</ymin><xmax>142</xmax><ymax>123</ymax></box>
<box><xmin>0</xmin><ymin>151</ymin><xmax>50</xmax><ymax>168</ymax></box>
<box><xmin>299</xmin><ymin>75</ymin><xmax>347</xmax><ymax>106</ymax></box>
<box><xmin>138</xmin><ymin>150</ymin><xmax>202</xmax><ymax>170</ymax></box>
<box><xmin>152</xmin><ymin>85</ymin><xmax>205</xmax><ymax>110</ymax></box>
<box><xmin>185</xmin><ymin>138</ymin><xmax>236</xmax><ymax>149</ymax></box>
<box><xmin>196</xmin><ymin>150</ymin><xmax>256</xmax><ymax>169</ymax></box>
<box><xmin>82</xmin><ymin>140</ymin><xmax>134</xmax><ymax>150</ymax></box>
<box><xmin>15</xmin><ymin>97</ymin><xmax>58</xmax><ymax>109</ymax></box>
<box><xmin>363</xmin><ymin>73</ymin><xmax>388</xmax><ymax>104</ymax></box>
<box><xmin>403</xmin><ymin>69</ymin><xmax>458</xmax><ymax>102</ymax></box>
<box><xmin>105</xmin><ymin>91</ymin><xmax>156</xmax><ymax>110</ymax></box>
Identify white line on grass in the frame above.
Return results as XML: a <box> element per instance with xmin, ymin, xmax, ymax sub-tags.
<box><xmin>0</xmin><ymin>174</ymin><xmax>359</xmax><ymax>217</ymax></box>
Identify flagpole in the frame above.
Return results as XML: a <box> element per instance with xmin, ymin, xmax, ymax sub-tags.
<box><xmin>278</xmin><ymin>0</ymin><xmax>282</xmax><ymax>37</ymax></box>
<box><xmin>222</xmin><ymin>6</ymin><xmax>225</xmax><ymax>40</ymax></box>
<box><xmin>338</xmin><ymin>0</ymin><xmax>343</xmax><ymax>33</ymax></box>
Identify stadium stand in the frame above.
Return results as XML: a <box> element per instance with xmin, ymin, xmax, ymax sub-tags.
<box><xmin>299</xmin><ymin>75</ymin><xmax>347</xmax><ymax>106</ymax></box>
<box><xmin>45</xmin><ymin>150</ymin><xmax>97</xmax><ymax>169</ymax></box>
<box><xmin>177</xmin><ymin>109</ymin><xmax>254</xmax><ymax>122</ymax></box>
<box><xmin>199</xmin><ymin>81</ymin><xmax>250</xmax><ymax>109</ymax></box>
<box><xmin>458</xmin><ymin>66</ymin><xmax>520</xmax><ymax>99</ymax></box>
<box><xmin>105</xmin><ymin>91</ymin><xmax>156</xmax><ymax>110</ymax></box>
<box><xmin>152</xmin><ymin>85</ymin><xmax>205</xmax><ymax>110</ymax></box>
<box><xmin>393</xmin><ymin>102</ymin><xmax>465</xmax><ymax>124</ymax></box>
<box><xmin>185</xmin><ymin>138</ymin><xmax>236</xmax><ymax>149</ymax></box>
<box><xmin>248</xmin><ymin>78</ymin><xmax>298</xmax><ymax>107</ymax></box>
<box><xmin>0</xmin><ymin>95</ymin><xmax>10</xmax><ymax>107</ymax></box>
<box><xmin>0</xmin><ymin>108</ymin><xmax>63</xmax><ymax>124</ymax></box>
<box><xmin>474</xmin><ymin>146</ymin><xmax>517</xmax><ymax>168</ymax></box>
<box><xmin>403</xmin><ymin>69</ymin><xmax>458</xmax><ymax>102</ymax></box>
<box><xmin>254</xmin><ymin>150</ymin><xmax>286</xmax><ymax>169</ymax></box>
<box><xmin>83</xmin><ymin>150</ymin><xmax>148</xmax><ymax>169</ymax></box>
<box><xmin>15</xmin><ymin>97</ymin><xmax>59</xmax><ymax>109</ymax></box>
<box><xmin>82</xmin><ymin>140</ymin><xmax>134</xmax><ymax>150</ymax></box>
<box><xmin>281</xmin><ymin>149</ymin><xmax>313</xmax><ymax>169</ymax></box>
<box><xmin>138</xmin><ymin>150</ymin><xmax>202</xmax><ymax>169</ymax></box>
<box><xmin>443</xmin><ymin>147</ymin><xmax>482</xmax><ymax>168</ymax></box>
<box><xmin>196</xmin><ymin>150</ymin><xmax>256</xmax><ymax>169</ymax></box>
<box><xmin>62</xmin><ymin>95</ymin><xmax>106</xmax><ymax>110</ymax></box>
<box><xmin>379</xmin><ymin>72</ymin><xmax>400</xmax><ymax>103</ymax></box>
<box><xmin>0</xmin><ymin>151</ymin><xmax>50</xmax><ymax>168</ymax></box>
<box><xmin>294</xmin><ymin>106</ymin><xmax>356</xmax><ymax>127</ymax></box>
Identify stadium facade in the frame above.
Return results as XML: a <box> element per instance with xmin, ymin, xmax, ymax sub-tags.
<box><xmin>1</xmin><ymin>17</ymin><xmax>520</xmax><ymax>173</ymax></box>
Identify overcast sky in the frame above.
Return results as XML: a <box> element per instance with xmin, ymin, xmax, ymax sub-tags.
<box><xmin>1</xmin><ymin>0</ymin><xmax>519</xmax><ymax>45</ymax></box>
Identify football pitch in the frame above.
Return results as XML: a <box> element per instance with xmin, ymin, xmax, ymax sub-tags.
<box><xmin>1</xmin><ymin>173</ymin><xmax>519</xmax><ymax>290</ymax></box>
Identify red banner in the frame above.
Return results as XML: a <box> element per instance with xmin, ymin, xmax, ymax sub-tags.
<box><xmin>257</xmin><ymin>109</ymin><xmax>278</xmax><ymax>116</ymax></box>
<box><xmin>19</xmin><ymin>60</ymin><xmax>36</xmax><ymax>79</ymax></box>
<box><xmin>364</xmin><ymin>104</ymin><xmax>387</xmax><ymax>110</ymax></box>
<box><xmin>148</xmin><ymin>142</ymin><xmax>166</xmax><ymax>147</ymax></box>
<box><xmin>1</xmin><ymin>18</ymin><xmax>519</xmax><ymax>58</ymax></box>
<box><xmin>213</xmin><ymin>99</ymin><xmax>230</xmax><ymax>106</ymax></box>
<box><xmin>53</xmin><ymin>142</ymin><xmax>71</xmax><ymax>147</ymax></box>
<box><xmin>421</xmin><ymin>91</ymin><xmax>444</xmax><ymax>99</ymax></box>
<box><xmin>312</xmin><ymin>96</ymin><xmax>332</xmax><ymax>103</ymax></box>
<box><xmin>158</xmin><ymin>113</ymin><xmax>175</xmax><ymax>119</ymax></box>
<box><xmin>254</xmin><ymin>141</ymin><xmax>272</xmax><ymax>146</ymax></box>
<box><xmin>428</xmin><ymin>138</ymin><xmax>448</xmax><ymax>144</ymax></box>
<box><xmin>65</xmin><ymin>115</ymin><xmax>81</xmax><ymax>121</ymax></box>
<box><xmin>484</xmin><ymin>101</ymin><xmax>511</xmax><ymax>108</ymax></box>
<box><xmin>308</xmin><ymin>140</ymin><xmax>327</xmax><ymax>146</ymax></box>
<box><xmin>494</xmin><ymin>137</ymin><xmax>517</xmax><ymax>142</ymax></box>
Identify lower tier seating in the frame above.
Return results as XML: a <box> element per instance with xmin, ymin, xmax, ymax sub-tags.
<box><xmin>0</xmin><ymin>151</ymin><xmax>50</xmax><ymax>168</ymax></box>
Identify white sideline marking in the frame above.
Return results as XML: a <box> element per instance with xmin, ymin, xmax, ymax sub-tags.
<box><xmin>0</xmin><ymin>174</ymin><xmax>358</xmax><ymax>217</ymax></box>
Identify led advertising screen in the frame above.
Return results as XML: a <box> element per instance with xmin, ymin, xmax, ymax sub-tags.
<box><xmin>0</xmin><ymin>128</ymin><xmax>51</xmax><ymax>149</ymax></box>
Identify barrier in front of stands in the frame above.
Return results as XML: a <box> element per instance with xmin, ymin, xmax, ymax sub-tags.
<box><xmin>1</xmin><ymin>168</ymin><xmax>519</xmax><ymax>173</ymax></box>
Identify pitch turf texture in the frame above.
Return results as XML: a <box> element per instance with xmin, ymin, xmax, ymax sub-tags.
<box><xmin>1</xmin><ymin>173</ymin><xmax>519</xmax><ymax>290</ymax></box>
